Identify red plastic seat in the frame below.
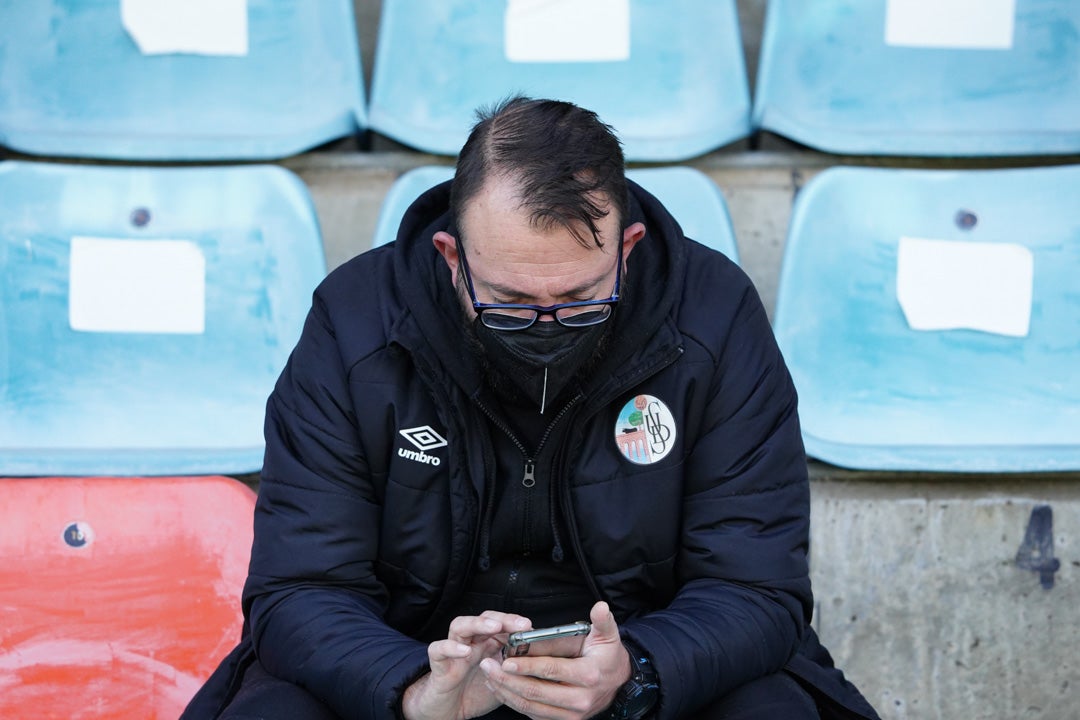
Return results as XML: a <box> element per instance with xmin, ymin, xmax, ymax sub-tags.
<box><xmin>0</xmin><ymin>476</ymin><xmax>255</xmax><ymax>718</ymax></box>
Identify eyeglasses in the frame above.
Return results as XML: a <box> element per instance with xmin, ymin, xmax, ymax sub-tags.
<box><xmin>457</xmin><ymin>236</ymin><xmax>623</xmax><ymax>332</ymax></box>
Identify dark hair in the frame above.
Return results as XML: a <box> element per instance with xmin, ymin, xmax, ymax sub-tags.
<box><xmin>450</xmin><ymin>96</ymin><xmax>628</xmax><ymax>248</ymax></box>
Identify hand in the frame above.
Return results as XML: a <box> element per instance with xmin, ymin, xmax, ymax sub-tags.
<box><xmin>479</xmin><ymin>602</ymin><xmax>632</xmax><ymax>720</ymax></box>
<box><xmin>402</xmin><ymin>611</ymin><xmax>533</xmax><ymax>720</ymax></box>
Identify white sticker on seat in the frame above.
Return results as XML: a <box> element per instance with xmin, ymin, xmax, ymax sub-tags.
<box><xmin>896</xmin><ymin>237</ymin><xmax>1033</xmax><ymax>337</ymax></box>
<box><xmin>121</xmin><ymin>0</ymin><xmax>248</xmax><ymax>56</ymax></box>
<box><xmin>505</xmin><ymin>0</ymin><xmax>631</xmax><ymax>63</ymax></box>
<box><xmin>69</xmin><ymin>237</ymin><xmax>206</xmax><ymax>334</ymax></box>
<box><xmin>885</xmin><ymin>0</ymin><xmax>1015</xmax><ymax>49</ymax></box>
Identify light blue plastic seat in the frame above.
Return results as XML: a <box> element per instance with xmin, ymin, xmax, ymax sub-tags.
<box><xmin>0</xmin><ymin>2</ymin><xmax>365</xmax><ymax>160</ymax></box>
<box><xmin>753</xmin><ymin>0</ymin><xmax>1080</xmax><ymax>156</ymax></box>
<box><xmin>0</xmin><ymin>161</ymin><xmax>326</xmax><ymax>475</ymax></box>
<box><xmin>773</xmin><ymin>166</ymin><xmax>1080</xmax><ymax>472</ymax></box>
<box><xmin>372</xmin><ymin>165</ymin><xmax>739</xmax><ymax>264</ymax></box>
<box><xmin>369</xmin><ymin>0</ymin><xmax>750</xmax><ymax>161</ymax></box>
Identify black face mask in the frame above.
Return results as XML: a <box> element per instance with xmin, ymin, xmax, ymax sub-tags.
<box><xmin>474</xmin><ymin>318</ymin><xmax>607</xmax><ymax>413</ymax></box>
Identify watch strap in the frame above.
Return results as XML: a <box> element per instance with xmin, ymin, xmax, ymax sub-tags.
<box><xmin>604</xmin><ymin>643</ymin><xmax>659</xmax><ymax>720</ymax></box>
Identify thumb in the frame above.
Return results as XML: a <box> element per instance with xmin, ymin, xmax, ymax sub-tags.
<box><xmin>588</xmin><ymin>601</ymin><xmax>620</xmax><ymax>643</ymax></box>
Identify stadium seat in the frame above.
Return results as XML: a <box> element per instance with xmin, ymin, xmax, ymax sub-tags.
<box><xmin>773</xmin><ymin>165</ymin><xmax>1080</xmax><ymax>471</ymax></box>
<box><xmin>368</xmin><ymin>0</ymin><xmax>751</xmax><ymax>161</ymax></box>
<box><xmin>0</xmin><ymin>161</ymin><xmax>326</xmax><ymax>476</ymax></box>
<box><xmin>0</xmin><ymin>475</ymin><xmax>253</xmax><ymax>718</ymax></box>
<box><xmin>372</xmin><ymin>165</ymin><xmax>740</xmax><ymax>263</ymax></box>
<box><xmin>753</xmin><ymin>0</ymin><xmax>1080</xmax><ymax>156</ymax></box>
<box><xmin>0</xmin><ymin>1</ymin><xmax>365</xmax><ymax>160</ymax></box>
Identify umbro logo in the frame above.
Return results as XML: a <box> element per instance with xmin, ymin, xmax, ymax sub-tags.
<box><xmin>400</xmin><ymin>426</ymin><xmax>447</xmax><ymax>451</ymax></box>
<box><xmin>398</xmin><ymin>425</ymin><xmax>447</xmax><ymax>466</ymax></box>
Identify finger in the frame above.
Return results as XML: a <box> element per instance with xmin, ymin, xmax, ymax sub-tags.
<box><xmin>588</xmin><ymin>601</ymin><xmax>619</xmax><ymax>642</ymax></box>
<box><xmin>481</xmin><ymin>658</ymin><xmax>588</xmax><ymax>720</ymax></box>
<box><xmin>478</xmin><ymin>610</ymin><xmax>534</xmax><ymax>632</ymax></box>
<box><xmin>427</xmin><ymin>639</ymin><xmax>473</xmax><ymax>664</ymax></box>
<box><xmin>425</xmin><ymin>640</ymin><xmax>477</xmax><ymax>689</ymax></box>
<box><xmin>500</xmin><ymin>655</ymin><xmax>586</xmax><ymax>686</ymax></box>
<box><xmin>447</xmin><ymin>612</ymin><xmax>531</xmax><ymax>642</ymax></box>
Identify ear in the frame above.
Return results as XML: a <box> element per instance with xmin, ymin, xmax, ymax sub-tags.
<box><xmin>621</xmin><ymin>222</ymin><xmax>646</xmax><ymax>263</ymax></box>
<box><xmin>432</xmin><ymin>230</ymin><xmax>460</xmax><ymax>285</ymax></box>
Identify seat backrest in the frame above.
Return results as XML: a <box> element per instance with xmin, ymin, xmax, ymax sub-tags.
<box><xmin>753</xmin><ymin>0</ymin><xmax>1080</xmax><ymax>155</ymax></box>
<box><xmin>0</xmin><ymin>1</ymin><xmax>365</xmax><ymax>160</ymax></box>
<box><xmin>773</xmin><ymin>165</ymin><xmax>1080</xmax><ymax>471</ymax></box>
<box><xmin>0</xmin><ymin>161</ymin><xmax>326</xmax><ymax>475</ymax></box>
<box><xmin>0</xmin><ymin>475</ymin><xmax>255</xmax><ymax>718</ymax></box>
<box><xmin>369</xmin><ymin>0</ymin><xmax>750</xmax><ymax>161</ymax></box>
<box><xmin>372</xmin><ymin>165</ymin><xmax>740</xmax><ymax>263</ymax></box>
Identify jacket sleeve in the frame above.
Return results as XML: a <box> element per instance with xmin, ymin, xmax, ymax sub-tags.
<box><xmin>243</xmin><ymin>292</ymin><xmax>429</xmax><ymax>719</ymax></box>
<box><xmin>619</xmin><ymin>281</ymin><xmax>813</xmax><ymax>719</ymax></box>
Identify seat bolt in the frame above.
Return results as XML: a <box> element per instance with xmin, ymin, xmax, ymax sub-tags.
<box><xmin>954</xmin><ymin>209</ymin><xmax>977</xmax><ymax>230</ymax></box>
<box><xmin>131</xmin><ymin>207</ymin><xmax>151</xmax><ymax>228</ymax></box>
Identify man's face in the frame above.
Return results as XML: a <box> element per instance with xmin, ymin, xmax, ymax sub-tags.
<box><xmin>434</xmin><ymin>174</ymin><xmax>644</xmax><ymax>320</ymax></box>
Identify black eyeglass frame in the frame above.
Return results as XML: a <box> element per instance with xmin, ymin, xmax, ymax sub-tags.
<box><xmin>456</xmin><ymin>234</ymin><xmax>623</xmax><ymax>332</ymax></box>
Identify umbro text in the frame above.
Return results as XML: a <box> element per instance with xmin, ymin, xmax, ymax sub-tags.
<box><xmin>398</xmin><ymin>447</ymin><xmax>441</xmax><ymax>466</ymax></box>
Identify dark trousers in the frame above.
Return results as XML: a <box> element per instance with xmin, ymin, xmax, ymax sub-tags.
<box><xmin>217</xmin><ymin>657</ymin><xmax>820</xmax><ymax>720</ymax></box>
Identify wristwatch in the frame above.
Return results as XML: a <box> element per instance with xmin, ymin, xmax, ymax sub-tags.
<box><xmin>605</xmin><ymin>645</ymin><xmax>660</xmax><ymax>720</ymax></box>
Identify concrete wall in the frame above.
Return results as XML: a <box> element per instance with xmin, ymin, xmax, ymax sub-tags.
<box><xmin>811</xmin><ymin>470</ymin><xmax>1078</xmax><ymax>719</ymax></box>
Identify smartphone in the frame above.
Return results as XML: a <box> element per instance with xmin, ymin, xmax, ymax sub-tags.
<box><xmin>503</xmin><ymin>621</ymin><xmax>591</xmax><ymax>658</ymax></box>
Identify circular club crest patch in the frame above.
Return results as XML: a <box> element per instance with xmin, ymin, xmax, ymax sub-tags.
<box><xmin>614</xmin><ymin>394</ymin><xmax>677</xmax><ymax>465</ymax></box>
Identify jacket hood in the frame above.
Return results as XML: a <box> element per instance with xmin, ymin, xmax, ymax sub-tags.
<box><xmin>392</xmin><ymin>177</ymin><xmax>689</xmax><ymax>399</ymax></box>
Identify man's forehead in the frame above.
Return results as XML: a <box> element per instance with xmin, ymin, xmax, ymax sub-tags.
<box><xmin>458</xmin><ymin>176</ymin><xmax>620</xmax><ymax>253</ymax></box>
<box><xmin>457</xmin><ymin>175</ymin><xmax>529</xmax><ymax>231</ymax></box>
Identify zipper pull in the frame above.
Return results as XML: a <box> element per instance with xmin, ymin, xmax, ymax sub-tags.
<box><xmin>522</xmin><ymin>462</ymin><xmax>536</xmax><ymax>488</ymax></box>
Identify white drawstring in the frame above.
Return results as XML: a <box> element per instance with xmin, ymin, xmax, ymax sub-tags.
<box><xmin>540</xmin><ymin>367</ymin><xmax>548</xmax><ymax>414</ymax></box>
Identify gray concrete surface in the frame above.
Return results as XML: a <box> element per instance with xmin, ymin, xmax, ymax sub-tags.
<box><xmin>810</xmin><ymin>471</ymin><xmax>1078</xmax><ymax>720</ymax></box>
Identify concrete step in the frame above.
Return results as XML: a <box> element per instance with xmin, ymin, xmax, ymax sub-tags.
<box><xmin>810</xmin><ymin>467</ymin><xmax>1078</xmax><ymax>720</ymax></box>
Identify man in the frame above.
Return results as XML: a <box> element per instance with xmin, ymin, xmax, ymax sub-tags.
<box><xmin>184</xmin><ymin>97</ymin><xmax>879</xmax><ymax>720</ymax></box>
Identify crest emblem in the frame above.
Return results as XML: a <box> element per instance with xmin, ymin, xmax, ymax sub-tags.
<box><xmin>614</xmin><ymin>395</ymin><xmax>676</xmax><ymax>465</ymax></box>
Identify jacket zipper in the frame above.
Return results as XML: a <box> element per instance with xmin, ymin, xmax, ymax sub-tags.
<box><xmin>474</xmin><ymin>394</ymin><xmax>582</xmax><ymax>488</ymax></box>
<box><xmin>473</xmin><ymin>395</ymin><xmax>582</xmax><ymax>565</ymax></box>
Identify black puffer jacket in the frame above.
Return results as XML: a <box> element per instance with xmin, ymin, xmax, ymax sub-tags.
<box><xmin>184</xmin><ymin>181</ymin><xmax>878</xmax><ymax>720</ymax></box>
